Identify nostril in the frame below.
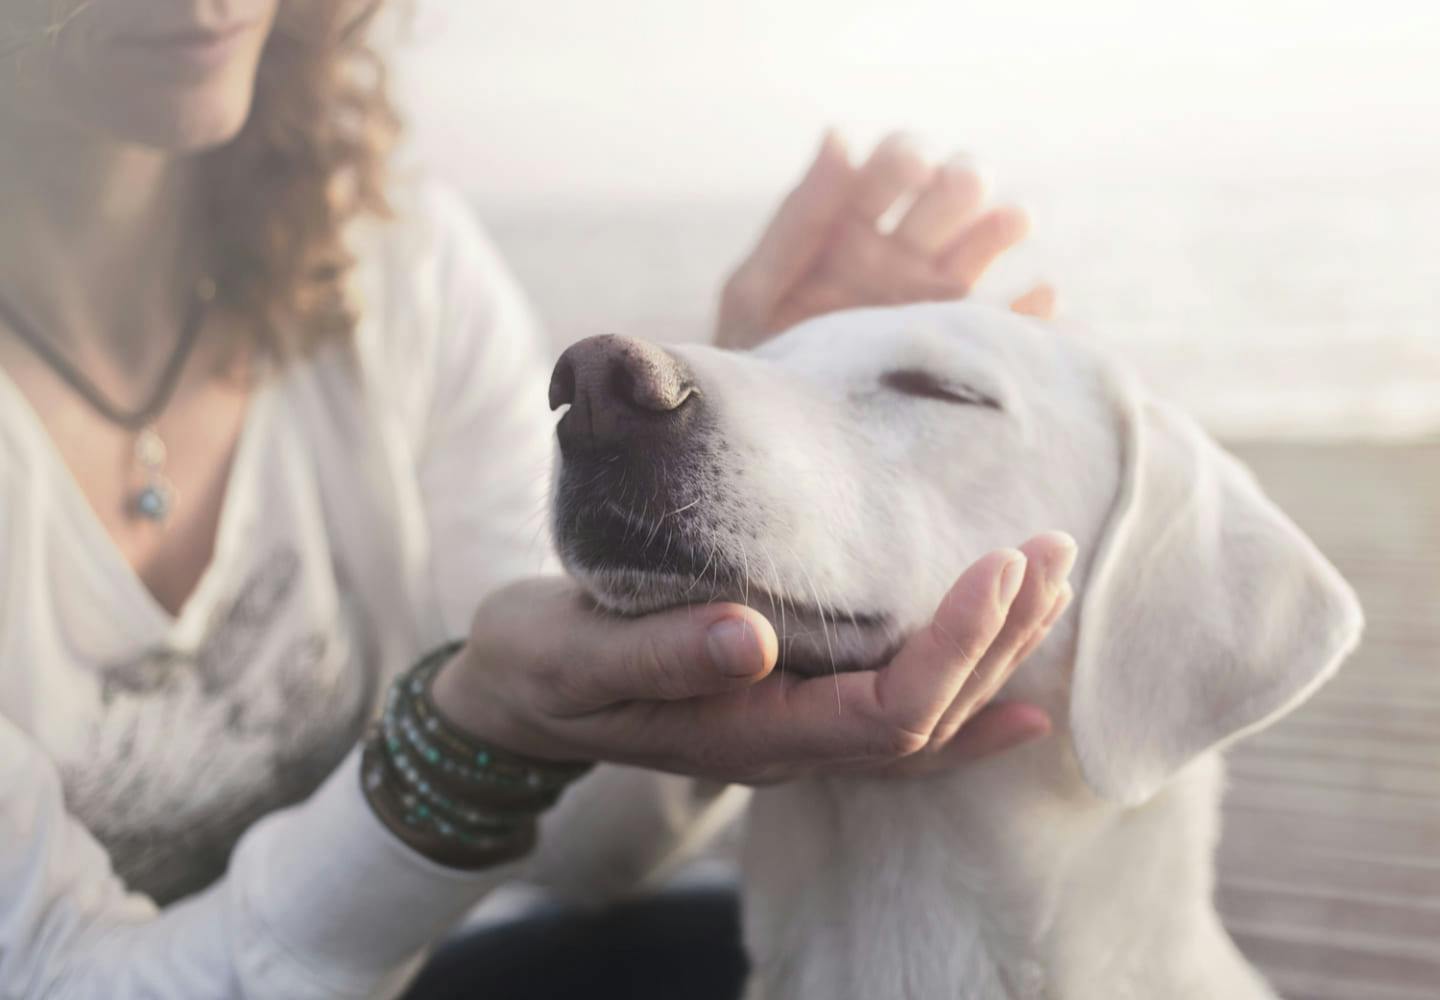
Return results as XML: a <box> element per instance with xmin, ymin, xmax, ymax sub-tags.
<box><xmin>551</xmin><ymin>334</ymin><xmax>697</xmax><ymax>456</ymax></box>
<box><xmin>548</xmin><ymin>356</ymin><xmax>577</xmax><ymax>411</ymax></box>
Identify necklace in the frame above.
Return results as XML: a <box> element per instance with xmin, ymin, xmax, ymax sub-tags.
<box><xmin>0</xmin><ymin>275</ymin><xmax>216</xmax><ymax>524</ymax></box>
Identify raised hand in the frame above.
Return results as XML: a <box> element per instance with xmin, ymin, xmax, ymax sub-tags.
<box><xmin>716</xmin><ymin>131</ymin><xmax>1055</xmax><ymax>350</ymax></box>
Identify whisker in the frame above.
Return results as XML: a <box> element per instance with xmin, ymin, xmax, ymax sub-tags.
<box><xmin>664</xmin><ymin>497</ymin><xmax>703</xmax><ymax>519</ymax></box>
<box><xmin>761</xmin><ymin>549</ymin><xmax>789</xmax><ymax>680</ymax></box>
<box><xmin>790</xmin><ymin>554</ymin><xmax>841</xmax><ymax>713</ymax></box>
<box><xmin>739</xmin><ymin>545</ymin><xmax>752</xmax><ymax>610</ymax></box>
<box><xmin>687</xmin><ymin>545</ymin><xmax>717</xmax><ymax>596</ymax></box>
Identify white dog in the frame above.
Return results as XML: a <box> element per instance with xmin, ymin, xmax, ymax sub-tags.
<box><xmin>548</xmin><ymin>302</ymin><xmax>1363</xmax><ymax>1000</ymax></box>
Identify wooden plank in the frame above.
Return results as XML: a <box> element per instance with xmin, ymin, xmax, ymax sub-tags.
<box><xmin>1215</xmin><ymin>441</ymin><xmax>1440</xmax><ymax>996</ymax></box>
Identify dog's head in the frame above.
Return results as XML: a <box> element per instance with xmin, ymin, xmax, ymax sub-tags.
<box><xmin>550</xmin><ymin>302</ymin><xmax>1362</xmax><ymax>805</ymax></box>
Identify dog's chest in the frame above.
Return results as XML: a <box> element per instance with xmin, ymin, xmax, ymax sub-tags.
<box><xmin>739</xmin><ymin>758</ymin><xmax>1078</xmax><ymax>1000</ymax></box>
<box><xmin>737</xmin><ymin>751</ymin><xmax>1240</xmax><ymax>1000</ymax></box>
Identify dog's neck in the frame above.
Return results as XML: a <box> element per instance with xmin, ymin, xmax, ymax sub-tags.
<box><xmin>740</xmin><ymin>743</ymin><xmax>1272</xmax><ymax>1000</ymax></box>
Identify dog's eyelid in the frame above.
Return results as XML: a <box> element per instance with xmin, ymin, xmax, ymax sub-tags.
<box><xmin>879</xmin><ymin>369</ymin><xmax>1002</xmax><ymax>410</ymax></box>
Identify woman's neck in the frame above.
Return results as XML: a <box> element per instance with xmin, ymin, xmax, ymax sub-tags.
<box><xmin>0</xmin><ymin>107</ymin><xmax>205</xmax><ymax>377</ymax></box>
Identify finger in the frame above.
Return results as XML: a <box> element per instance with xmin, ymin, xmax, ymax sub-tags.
<box><xmin>608</xmin><ymin>548</ymin><xmax>1027</xmax><ymax>771</ymax></box>
<box><xmin>726</xmin><ymin>131</ymin><xmax>854</xmax><ymax>312</ymax></box>
<box><xmin>866</xmin><ymin>548</ymin><xmax>1028</xmax><ymax>746</ymax></box>
<box><xmin>927</xmin><ymin>701</ymin><xmax>1052</xmax><ymax>766</ymax></box>
<box><xmin>1010</xmin><ymin>282</ymin><xmax>1057</xmax><ymax>319</ymax></box>
<box><xmin>837</xmin><ymin>698</ymin><xmax>1052</xmax><ymax>777</ymax></box>
<box><xmin>966</xmin><ymin>532</ymin><xmax>1076</xmax><ymax>693</ymax></box>
<box><xmin>859</xmin><ymin>701</ymin><xmax>1052</xmax><ymax>777</ymax></box>
<box><xmin>1011</xmin><ymin>581</ymin><xmax>1073</xmax><ymax>665</ymax></box>
<box><xmin>762</xmin><ymin>218</ymin><xmax>958</xmax><ymax>335</ymax></box>
<box><xmin>936</xmin><ymin>204</ymin><xmax>1032</xmax><ymax>294</ymax></box>
<box><xmin>850</xmin><ymin>132</ymin><xmax>933</xmax><ymax>226</ymax></box>
<box><xmin>891</xmin><ymin>154</ymin><xmax>989</xmax><ymax>256</ymax></box>
<box><xmin>928</xmin><ymin>532</ymin><xmax>1076</xmax><ymax>742</ymax></box>
<box><xmin>560</xmin><ymin>602</ymin><xmax>778</xmax><ymax>713</ymax></box>
<box><xmin>823</xmin><ymin>216</ymin><xmax>965</xmax><ymax>306</ymax></box>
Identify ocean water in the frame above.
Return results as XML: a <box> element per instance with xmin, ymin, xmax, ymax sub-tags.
<box><xmin>478</xmin><ymin>175</ymin><xmax>1440</xmax><ymax>441</ymax></box>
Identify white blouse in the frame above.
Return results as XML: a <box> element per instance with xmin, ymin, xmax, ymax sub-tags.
<box><xmin>0</xmin><ymin>183</ymin><xmax>741</xmax><ymax>999</ymax></box>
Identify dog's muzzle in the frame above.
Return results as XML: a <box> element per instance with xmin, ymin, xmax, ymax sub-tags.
<box><xmin>549</xmin><ymin>334</ymin><xmax>721</xmax><ymax>581</ymax></box>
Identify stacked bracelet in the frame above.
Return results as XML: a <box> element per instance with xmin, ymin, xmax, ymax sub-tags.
<box><xmin>361</xmin><ymin>641</ymin><xmax>593</xmax><ymax>869</ymax></box>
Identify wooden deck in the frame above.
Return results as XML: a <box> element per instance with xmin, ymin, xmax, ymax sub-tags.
<box><xmin>1217</xmin><ymin>441</ymin><xmax>1440</xmax><ymax>999</ymax></box>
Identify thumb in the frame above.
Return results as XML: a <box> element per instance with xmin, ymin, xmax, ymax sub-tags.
<box><xmin>566</xmin><ymin>602</ymin><xmax>779</xmax><ymax>711</ymax></box>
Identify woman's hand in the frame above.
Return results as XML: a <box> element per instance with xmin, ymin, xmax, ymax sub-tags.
<box><xmin>430</xmin><ymin>533</ymin><xmax>1076</xmax><ymax>785</ymax></box>
<box><xmin>716</xmin><ymin>131</ymin><xmax>1057</xmax><ymax>351</ymax></box>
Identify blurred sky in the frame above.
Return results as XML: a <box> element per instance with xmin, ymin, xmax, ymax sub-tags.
<box><xmin>394</xmin><ymin>0</ymin><xmax>1440</xmax><ymax>204</ymax></box>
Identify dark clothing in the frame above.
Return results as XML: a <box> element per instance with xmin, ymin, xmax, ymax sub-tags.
<box><xmin>404</xmin><ymin>888</ymin><xmax>748</xmax><ymax>1000</ymax></box>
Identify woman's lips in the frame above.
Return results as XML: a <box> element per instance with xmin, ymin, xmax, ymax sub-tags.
<box><xmin>112</xmin><ymin>21</ymin><xmax>259</xmax><ymax>74</ymax></box>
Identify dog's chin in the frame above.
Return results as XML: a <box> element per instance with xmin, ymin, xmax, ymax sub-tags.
<box><xmin>565</xmin><ymin>560</ymin><xmax>901</xmax><ymax>678</ymax></box>
<box><xmin>555</xmin><ymin>495</ymin><xmax>901</xmax><ymax>674</ymax></box>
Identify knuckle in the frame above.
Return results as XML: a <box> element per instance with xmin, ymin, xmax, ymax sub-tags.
<box><xmin>868</xmin><ymin>721</ymin><xmax>930</xmax><ymax>759</ymax></box>
<box><xmin>928</xmin><ymin>622</ymin><xmax>981</xmax><ymax>668</ymax></box>
<box><xmin>982</xmin><ymin>590</ymin><xmax>1019</xmax><ymax>634</ymax></box>
<box><xmin>889</xmin><ymin>726</ymin><xmax>931</xmax><ymax>757</ymax></box>
<box><xmin>631</xmin><ymin>630</ymin><xmax>689</xmax><ymax>700</ymax></box>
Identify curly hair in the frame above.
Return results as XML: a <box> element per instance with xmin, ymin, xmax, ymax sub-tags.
<box><xmin>5</xmin><ymin>0</ymin><xmax>402</xmax><ymax>365</ymax></box>
<box><xmin>206</xmin><ymin>0</ymin><xmax>402</xmax><ymax>363</ymax></box>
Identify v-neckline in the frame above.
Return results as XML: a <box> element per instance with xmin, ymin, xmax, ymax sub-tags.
<box><xmin>0</xmin><ymin>361</ymin><xmax>275</xmax><ymax>640</ymax></box>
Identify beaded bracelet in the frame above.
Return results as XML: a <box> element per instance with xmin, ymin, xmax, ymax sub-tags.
<box><xmin>361</xmin><ymin>641</ymin><xmax>593</xmax><ymax>869</ymax></box>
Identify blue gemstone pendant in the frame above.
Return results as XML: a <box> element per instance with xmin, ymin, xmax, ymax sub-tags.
<box><xmin>130</xmin><ymin>426</ymin><xmax>174</xmax><ymax>524</ymax></box>
<box><xmin>133</xmin><ymin>484</ymin><xmax>172</xmax><ymax>521</ymax></box>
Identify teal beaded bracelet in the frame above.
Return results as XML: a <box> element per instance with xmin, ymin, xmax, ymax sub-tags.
<box><xmin>362</xmin><ymin>736</ymin><xmax>537</xmax><ymax>867</ymax></box>
<box><xmin>388</xmin><ymin>646</ymin><xmax>589</xmax><ymax>796</ymax></box>
<box><xmin>361</xmin><ymin>641</ymin><xmax>593</xmax><ymax>869</ymax></box>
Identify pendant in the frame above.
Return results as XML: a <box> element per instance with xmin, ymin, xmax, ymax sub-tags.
<box><xmin>132</xmin><ymin>481</ymin><xmax>174</xmax><ymax>521</ymax></box>
<box><xmin>129</xmin><ymin>426</ymin><xmax>175</xmax><ymax>523</ymax></box>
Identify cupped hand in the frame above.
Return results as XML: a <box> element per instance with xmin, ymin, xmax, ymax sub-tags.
<box><xmin>716</xmin><ymin>131</ymin><xmax>1057</xmax><ymax>351</ymax></box>
<box><xmin>430</xmin><ymin>532</ymin><xmax>1076</xmax><ymax>785</ymax></box>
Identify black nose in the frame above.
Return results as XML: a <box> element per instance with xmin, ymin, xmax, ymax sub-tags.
<box><xmin>549</xmin><ymin>334</ymin><xmax>699</xmax><ymax>456</ymax></box>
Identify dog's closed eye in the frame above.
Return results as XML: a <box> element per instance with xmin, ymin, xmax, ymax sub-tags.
<box><xmin>880</xmin><ymin>369</ymin><xmax>1001</xmax><ymax>410</ymax></box>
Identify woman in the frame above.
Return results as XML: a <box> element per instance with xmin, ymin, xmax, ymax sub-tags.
<box><xmin>0</xmin><ymin>1</ymin><xmax>1076</xmax><ymax>997</ymax></box>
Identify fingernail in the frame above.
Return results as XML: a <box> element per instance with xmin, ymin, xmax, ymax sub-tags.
<box><xmin>998</xmin><ymin>552</ymin><xmax>1027</xmax><ymax>605</ymax></box>
<box><xmin>707</xmin><ymin>618</ymin><xmax>760</xmax><ymax>677</ymax></box>
<box><xmin>880</xmin><ymin>130</ymin><xmax>926</xmax><ymax>163</ymax></box>
<box><xmin>1051</xmin><ymin>534</ymin><xmax>1079</xmax><ymax>582</ymax></box>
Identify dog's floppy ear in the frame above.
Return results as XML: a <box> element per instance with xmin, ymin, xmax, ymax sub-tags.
<box><xmin>1070</xmin><ymin>379</ymin><xmax>1363</xmax><ymax>807</ymax></box>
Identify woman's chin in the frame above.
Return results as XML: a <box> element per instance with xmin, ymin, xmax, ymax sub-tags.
<box><xmin>70</xmin><ymin>84</ymin><xmax>257</xmax><ymax>154</ymax></box>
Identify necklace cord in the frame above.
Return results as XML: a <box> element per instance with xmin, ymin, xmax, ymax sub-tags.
<box><xmin>0</xmin><ymin>278</ymin><xmax>214</xmax><ymax>432</ymax></box>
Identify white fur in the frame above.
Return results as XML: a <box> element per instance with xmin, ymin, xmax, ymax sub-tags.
<box><xmin>556</xmin><ymin>302</ymin><xmax>1364</xmax><ymax>999</ymax></box>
